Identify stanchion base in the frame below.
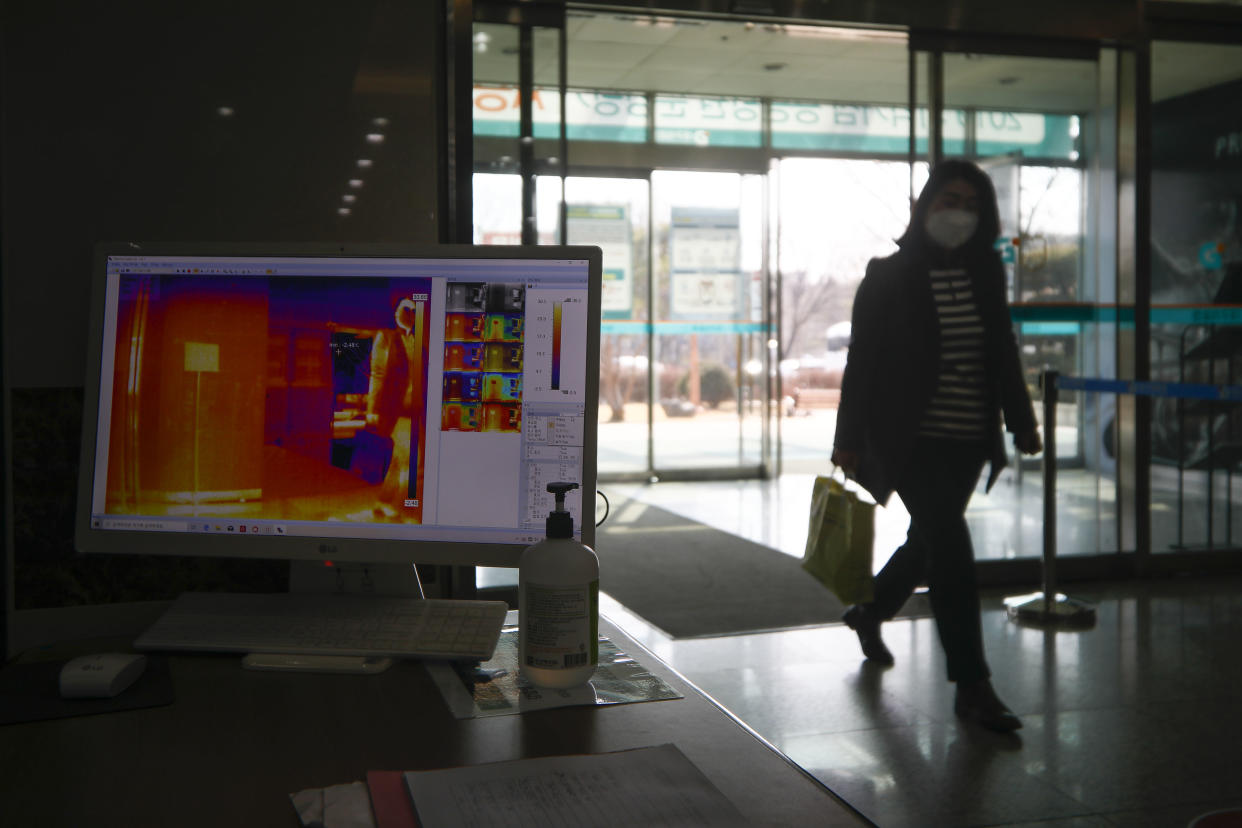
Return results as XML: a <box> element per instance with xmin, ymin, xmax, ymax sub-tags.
<box><xmin>1004</xmin><ymin>592</ymin><xmax>1097</xmax><ymax>628</ymax></box>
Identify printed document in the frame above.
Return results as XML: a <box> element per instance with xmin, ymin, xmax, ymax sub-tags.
<box><xmin>403</xmin><ymin>743</ymin><xmax>748</xmax><ymax>827</ymax></box>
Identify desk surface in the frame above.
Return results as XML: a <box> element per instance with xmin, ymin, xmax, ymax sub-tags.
<box><xmin>2</xmin><ymin>615</ymin><xmax>867</xmax><ymax>827</ymax></box>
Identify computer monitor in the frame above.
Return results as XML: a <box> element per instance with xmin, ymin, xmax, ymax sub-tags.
<box><xmin>74</xmin><ymin>243</ymin><xmax>601</xmax><ymax>590</ymax></box>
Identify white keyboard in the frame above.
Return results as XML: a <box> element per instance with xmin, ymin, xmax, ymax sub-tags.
<box><xmin>134</xmin><ymin>592</ymin><xmax>510</xmax><ymax>661</ymax></box>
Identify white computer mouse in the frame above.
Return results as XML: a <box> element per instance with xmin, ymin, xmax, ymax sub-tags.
<box><xmin>58</xmin><ymin>652</ymin><xmax>147</xmax><ymax>699</ymax></box>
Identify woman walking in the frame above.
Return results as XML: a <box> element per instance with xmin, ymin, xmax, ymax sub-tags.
<box><xmin>831</xmin><ymin>159</ymin><xmax>1043</xmax><ymax>733</ymax></box>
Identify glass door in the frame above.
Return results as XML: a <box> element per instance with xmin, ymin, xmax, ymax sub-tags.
<box><xmin>912</xmin><ymin>38</ymin><xmax>1115</xmax><ymax>562</ymax></box>
<box><xmin>649</xmin><ymin>170</ymin><xmax>770</xmax><ymax>476</ymax></box>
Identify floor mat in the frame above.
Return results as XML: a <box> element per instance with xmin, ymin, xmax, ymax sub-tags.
<box><xmin>595</xmin><ymin>497</ymin><xmax>930</xmax><ymax>639</ymax></box>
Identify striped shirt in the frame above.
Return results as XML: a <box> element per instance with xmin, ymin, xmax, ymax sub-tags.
<box><xmin>918</xmin><ymin>267</ymin><xmax>989</xmax><ymax>440</ymax></box>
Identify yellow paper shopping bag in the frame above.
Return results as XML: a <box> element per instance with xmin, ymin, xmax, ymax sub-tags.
<box><xmin>801</xmin><ymin>474</ymin><xmax>875</xmax><ymax>605</ymax></box>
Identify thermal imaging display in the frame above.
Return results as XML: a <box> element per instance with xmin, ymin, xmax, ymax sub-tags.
<box><xmin>79</xmin><ymin>248</ymin><xmax>599</xmax><ymax>559</ymax></box>
<box><xmin>100</xmin><ymin>272</ymin><xmax>433</xmax><ymax>526</ymax></box>
<box><xmin>442</xmin><ymin>282</ymin><xmax>523</xmax><ymax>435</ymax></box>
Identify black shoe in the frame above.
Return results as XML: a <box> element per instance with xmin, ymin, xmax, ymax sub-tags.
<box><xmin>842</xmin><ymin>605</ymin><xmax>894</xmax><ymax>665</ymax></box>
<box><xmin>954</xmin><ymin>680</ymin><xmax>1022</xmax><ymax>732</ymax></box>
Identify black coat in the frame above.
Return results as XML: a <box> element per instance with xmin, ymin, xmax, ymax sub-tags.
<box><xmin>833</xmin><ymin>244</ymin><xmax>1038</xmax><ymax>506</ymax></box>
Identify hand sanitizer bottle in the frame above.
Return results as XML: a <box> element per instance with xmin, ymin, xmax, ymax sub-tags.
<box><xmin>519</xmin><ymin>482</ymin><xmax>600</xmax><ymax>689</ymax></box>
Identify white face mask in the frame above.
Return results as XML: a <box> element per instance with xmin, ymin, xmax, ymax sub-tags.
<box><xmin>925</xmin><ymin>208</ymin><xmax>979</xmax><ymax>250</ymax></box>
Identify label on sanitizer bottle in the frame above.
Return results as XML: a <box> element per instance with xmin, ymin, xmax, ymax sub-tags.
<box><xmin>523</xmin><ymin>580</ymin><xmax>599</xmax><ymax>669</ymax></box>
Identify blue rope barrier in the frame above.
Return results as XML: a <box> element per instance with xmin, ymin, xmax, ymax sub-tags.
<box><xmin>1055</xmin><ymin>375</ymin><xmax>1242</xmax><ymax>402</ymax></box>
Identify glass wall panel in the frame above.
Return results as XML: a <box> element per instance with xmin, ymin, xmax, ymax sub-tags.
<box><xmin>474</xmin><ymin>88</ymin><xmax>647</xmax><ymax>143</ymax></box>
<box><xmin>472</xmin><ymin>18</ymin><xmax>564</xmax><ymax>248</ymax></box>
<box><xmin>1150</xmin><ymin>40</ymin><xmax>1242</xmax><ymax>552</ymax></box>
<box><xmin>473</xmin><ymin>173</ymin><xmax>523</xmax><ymax>244</ymax></box>
<box><xmin>931</xmin><ymin>50</ymin><xmax>1111</xmax><ymax>559</ymax></box>
<box><xmin>654</xmin><ymin>95</ymin><xmax>762</xmax><ymax>147</ymax></box>
<box><xmin>472</xmin><ymin>22</ymin><xmax>522</xmax><ymax>182</ymax></box>
<box><xmin>559</xmin><ymin>177</ymin><xmax>652</xmax><ymax>476</ymax></box>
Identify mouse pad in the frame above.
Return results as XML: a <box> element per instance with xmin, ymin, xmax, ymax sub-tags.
<box><xmin>0</xmin><ymin>655</ymin><xmax>175</xmax><ymax>726</ymax></box>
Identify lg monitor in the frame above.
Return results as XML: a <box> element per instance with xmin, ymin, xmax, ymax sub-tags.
<box><xmin>74</xmin><ymin>243</ymin><xmax>601</xmax><ymax>595</ymax></box>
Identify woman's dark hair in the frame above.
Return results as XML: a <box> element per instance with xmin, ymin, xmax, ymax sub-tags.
<box><xmin>896</xmin><ymin>159</ymin><xmax>1003</xmax><ymax>258</ymax></box>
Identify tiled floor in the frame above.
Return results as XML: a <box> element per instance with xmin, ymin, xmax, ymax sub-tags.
<box><xmin>528</xmin><ymin>477</ymin><xmax>1242</xmax><ymax>828</ymax></box>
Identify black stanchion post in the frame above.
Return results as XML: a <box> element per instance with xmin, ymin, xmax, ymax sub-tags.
<box><xmin>1042</xmin><ymin>370</ymin><xmax>1058</xmax><ymax>612</ymax></box>
<box><xmin>1005</xmin><ymin>370</ymin><xmax>1096</xmax><ymax>627</ymax></box>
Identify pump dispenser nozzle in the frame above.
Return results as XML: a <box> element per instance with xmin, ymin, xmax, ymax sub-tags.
<box><xmin>545</xmin><ymin>481</ymin><xmax>578</xmax><ymax>539</ymax></box>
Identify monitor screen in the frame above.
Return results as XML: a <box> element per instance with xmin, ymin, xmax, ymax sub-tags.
<box><xmin>75</xmin><ymin>243</ymin><xmax>601</xmax><ymax>569</ymax></box>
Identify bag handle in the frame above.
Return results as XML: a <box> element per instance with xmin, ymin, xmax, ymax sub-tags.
<box><xmin>828</xmin><ymin>464</ymin><xmax>878</xmax><ymax>506</ymax></box>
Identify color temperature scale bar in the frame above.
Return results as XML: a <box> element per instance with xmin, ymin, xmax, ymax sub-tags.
<box><xmin>551</xmin><ymin>300</ymin><xmax>562</xmax><ymax>391</ymax></box>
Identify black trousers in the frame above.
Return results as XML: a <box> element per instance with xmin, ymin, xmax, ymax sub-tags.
<box><xmin>871</xmin><ymin>437</ymin><xmax>990</xmax><ymax>684</ymax></box>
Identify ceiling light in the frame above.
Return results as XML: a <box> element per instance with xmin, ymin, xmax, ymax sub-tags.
<box><xmin>337</xmin><ymin>208</ymin><xmax>352</xmax><ymax>217</ymax></box>
<box><xmin>780</xmin><ymin>24</ymin><xmax>905</xmax><ymax>42</ymax></box>
<box><xmin>357</xmin><ymin>159</ymin><xmax>373</xmax><ymax>169</ymax></box>
<box><xmin>372</xmin><ymin>116</ymin><xmax>389</xmax><ymax>128</ymax></box>
<box><xmin>342</xmin><ymin>194</ymin><xmax>357</xmax><ymax>204</ymax></box>
<box><xmin>216</xmin><ymin>106</ymin><xmax>234</xmax><ymax>117</ymax></box>
<box><xmin>366</xmin><ymin>133</ymin><xmax>385</xmax><ymax>145</ymax></box>
<box><xmin>635</xmin><ymin>16</ymin><xmax>682</xmax><ymax>29</ymax></box>
<box><xmin>349</xmin><ymin>179</ymin><xmax>364</xmax><ymax>189</ymax></box>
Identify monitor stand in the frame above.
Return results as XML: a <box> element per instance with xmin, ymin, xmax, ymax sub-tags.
<box><xmin>239</xmin><ymin>561</ymin><xmax>424</xmax><ymax>675</ymax></box>
<box><xmin>288</xmin><ymin>560</ymin><xmax>424</xmax><ymax>598</ymax></box>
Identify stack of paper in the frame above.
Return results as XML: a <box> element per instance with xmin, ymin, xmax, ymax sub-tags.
<box><xmin>291</xmin><ymin>743</ymin><xmax>750</xmax><ymax>828</ymax></box>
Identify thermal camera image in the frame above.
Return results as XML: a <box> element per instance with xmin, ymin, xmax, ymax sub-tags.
<box><xmin>102</xmin><ymin>274</ymin><xmax>433</xmax><ymax>524</ymax></box>
<box><xmin>482</xmin><ymin>402</ymin><xmax>521</xmax><ymax>433</ymax></box>
<box><xmin>444</xmin><ymin>342</ymin><xmax>484</xmax><ymax>371</ymax></box>
<box><xmin>484</xmin><ymin>314</ymin><xmax>523</xmax><ymax>342</ymax></box>
<box><xmin>482</xmin><ymin>373</ymin><xmax>521</xmax><ymax>402</ymax></box>
<box><xmin>442</xmin><ymin>372</ymin><xmax>482</xmax><ymax>402</ymax></box>
<box><xmin>482</xmin><ymin>343</ymin><xmax>522</xmax><ymax>372</ymax></box>
<box><xmin>442</xmin><ymin>282</ymin><xmax>524</xmax><ymax>434</ymax></box>
<box><xmin>444</xmin><ymin>313</ymin><xmax>484</xmax><ymax>341</ymax></box>
<box><xmin>441</xmin><ymin>402</ymin><xmax>480</xmax><ymax>431</ymax></box>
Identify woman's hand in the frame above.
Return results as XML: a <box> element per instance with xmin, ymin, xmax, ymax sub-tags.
<box><xmin>1015</xmin><ymin>428</ymin><xmax>1043</xmax><ymax>456</ymax></box>
<box><xmin>831</xmin><ymin>447</ymin><xmax>859</xmax><ymax>476</ymax></box>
